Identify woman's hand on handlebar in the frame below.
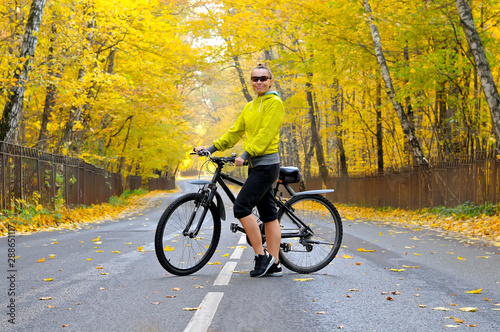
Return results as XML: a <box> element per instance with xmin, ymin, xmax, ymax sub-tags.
<box><xmin>235</xmin><ymin>157</ymin><xmax>245</xmax><ymax>166</ymax></box>
<box><xmin>194</xmin><ymin>146</ymin><xmax>206</xmax><ymax>153</ymax></box>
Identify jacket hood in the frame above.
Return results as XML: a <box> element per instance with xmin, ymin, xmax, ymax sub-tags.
<box><xmin>264</xmin><ymin>91</ymin><xmax>280</xmax><ymax>97</ymax></box>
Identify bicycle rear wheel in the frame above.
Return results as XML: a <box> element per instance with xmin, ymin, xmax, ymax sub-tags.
<box><xmin>278</xmin><ymin>194</ymin><xmax>342</xmax><ymax>274</ymax></box>
<box><xmin>155</xmin><ymin>193</ymin><xmax>221</xmax><ymax>276</ymax></box>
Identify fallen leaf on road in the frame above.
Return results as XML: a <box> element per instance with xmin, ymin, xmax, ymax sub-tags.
<box><xmin>207</xmin><ymin>261</ymin><xmax>221</xmax><ymax>265</ymax></box>
<box><xmin>151</xmin><ymin>302</ymin><xmax>161</xmax><ymax>305</ymax></box>
<box><xmin>46</xmin><ymin>305</ymin><xmax>55</xmax><ymax>308</ymax></box>
<box><xmin>358</xmin><ymin>248</ymin><xmax>375</xmax><ymax>252</ymax></box>
<box><xmin>182</xmin><ymin>306</ymin><xmax>202</xmax><ymax>311</ymax></box>
<box><xmin>454</xmin><ymin>318</ymin><xmax>464</xmax><ymax>323</ymax></box>
<box><xmin>62</xmin><ymin>324</ymin><xmax>69</xmax><ymax>327</ymax></box>
<box><xmin>124</xmin><ymin>242</ymin><xmax>132</xmax><ymax>245</ymax></box>
<box><xmin>342</xmin><ymin>254</ymin><xmax>352</xmax><ymax>259</ymax></box>
<box><xmin>49</xmin><ymin>254</ymin><xmax>56</xmax><ymax>259</ymax></box>
<box><xmin>316</xmin><ymin>311</ymin><xmax>326</xmax><ymax>314</ymax></box>
<box><xmin>172</xmin><ymin>287</ymin><xmax>181</xmax><ymax>291</ymax></box>
<box><xmin>459</xmin><ymin>307</ymin><xmax>477</xmax><ymax>312</ymax></box>
<box><xmin>223</xmin><ymin>253</ymin><xmax>229</xmax><ymax>257</ymax></box>
<box><xmin>418</xmin><ymin>304</ymin><xmax>426</xmax><ymax>308</ymax></box>
<box><xmin>112</xmin><ymin>251</ymin><xmax>120</xmax><ymax>253</ymax></box>
<box><xmin>164</xmin><ymin>245</ymin><xmax>175</xmax><ymax>251</ymax></box>
<box><xmin>457</xmin><ymin>257</ymin><xmax>466</xmax><ymax>261</ymax></box>
<box><xmin>86</xmin><ymin>258</ymin><xmax>91</xmax><ymax>261</ymax></box>
<box><xmin>96</xmin><ymin>250</ymin><xmax>103</xmax><ymax>253</ymax></box>
<box><xmin>390</xmin><ymin>268</ymin><xmax>405</xmax><ymax>272</ymax></box>
<box><xmin>193</xmin><ymin>285</ymin><xmax>204</xmax><ymax>289</ymax></box>
<box><xmin>166</xmin><ymin>295</ymin><xmax>176</xmax><ymax>298</ymax></box>
<box><xmin>432</xmin><ymin>307</ymin><xmax>452</xmax><ymax>311</ymax></box>
<box><xmin>39</xmin><ymin>297</ymin><xmax>52</xmax><ymax>300</ymax></box>
<box><xmin>231</xmin><ymin>270</ymin><xmax>247</xmax><ymax>274</ymax></box>
<box><xmin>465</xmin><ymin>288</ymin><xmax>482</xmax><ymax>294</ymax></box>
<box><xmin>294</xmin><ymin>278</ymin><xmax>314</xmax><ymax>281</ymax></box>
<box><xmin>443</xmin><ymin>325</ymin><xmax>460</xmax><ymax>328</ymax></box>
<box><xmin>95</xmin><ymin>266</ymin><xmax>104</xmax><ymax>269</ymax></box>
<box><xmin>37</xmin><ymin>257</ymin><xmax>45</xmax><ymax>263</ymax></box>
<box><xmin>44</xmin><ymin>278</ymin><xmax>53</xmax><ymax>282</ymax></box>
<box><xmin>402</xmin><ymin>265</ymin><xmax>418</xmax><ymax>268</ymax></box>
<box><xmin>137</xmin><ymin>247</ymin><xmax>146</xmax><ymax>252</ymax></box>
<box><xmin>386</xmin><ymin>297</ymin><xmax>394</xmax><ymax>301</ymax></box>
<box><xmin>92</xmin><ymin>236</ymin><xmax>100</xmax><ymax>241</ymax></box>
<box><xmin>101</xmin><ymin>272</ymin><xmax>109</xmax><ymax>275</ymax></box>
<box><xmin>465</xmin><ymin>324</ymin><xmax>477</xmax><ymax>327</ymax></box>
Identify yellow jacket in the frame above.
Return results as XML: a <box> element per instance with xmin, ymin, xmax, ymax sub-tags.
<box><xmin>213</xmin><ymin>91</ymin><xmax>284</xmax><ymax>160</ymax></box>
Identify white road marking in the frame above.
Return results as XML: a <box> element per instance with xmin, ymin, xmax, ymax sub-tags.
<box><xmin>213</xmin><ymin>261</ymin><xmax>238</xmax><ymax>286</ymax></box>
<box><xmin>230</xmin><ymin>245</ymin><xmax>245</xmax><ymax>260</ymax></box>
<box><xmin>183</xmin><ymin>234</ymin><xmax>246</xmax><ymax>331</ymax></box>
<box><xmin>183</xmin><ymin>292</ymin><xmax>224</xmax><ymax>332</ymax></box>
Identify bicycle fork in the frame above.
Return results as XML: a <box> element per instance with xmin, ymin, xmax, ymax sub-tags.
<box><xmin>182</xmin><ymin>190</ymin><xmax>214</xmax><ymax>238</ymax></box>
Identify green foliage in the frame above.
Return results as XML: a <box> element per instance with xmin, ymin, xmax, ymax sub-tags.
<box><xmin>428</xmin><ymin>202</ymin><xmax>500</xmax><ymax>219</ymax></box>
<box><xmin>108</xmin><ymin>189</ymin><xmax>147</xmax><ymax>206</ymax></box>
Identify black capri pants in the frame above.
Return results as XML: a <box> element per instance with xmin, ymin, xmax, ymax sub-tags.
<box><xmin>233</xmin><ymin>163</ymin><xmax>280</xmax><ymax>223</ymax></box>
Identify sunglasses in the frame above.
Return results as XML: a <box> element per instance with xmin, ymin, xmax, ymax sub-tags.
<box><xmin>251</xmin><ymin>76</ymin><xmax>269</xmax><ymax>82</ymax></box>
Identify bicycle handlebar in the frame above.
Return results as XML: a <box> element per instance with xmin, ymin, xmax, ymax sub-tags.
<box><xmin>190</xmin><ymin>150</ymin><xmax>248</xmax><ymax>166</ymax></box>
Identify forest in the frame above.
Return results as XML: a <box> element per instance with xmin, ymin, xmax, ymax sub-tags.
<box><xmin>2</xmin><ymin>0</ymin><xmax>500</xmax><ymax>182</ymax></box>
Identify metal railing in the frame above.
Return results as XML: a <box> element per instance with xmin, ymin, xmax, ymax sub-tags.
<box><xmin>0</xmin><ymin>141</ymin><xmax>175</xmax><ymax>211</ymax></box>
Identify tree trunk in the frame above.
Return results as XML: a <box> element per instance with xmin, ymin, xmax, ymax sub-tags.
<box><xmin>233</xmin><ymin>56</ymin><xmax>253</xmax><ymax>102</ymax></box>
<box><xmin>0</xmin><ymin>0</ymin><xmax>47</xmax><ymax>142</ymax></box>
<box><xmin>306</xmin><ymin>72</ymin><xmax>329</xmax><ymax>186</ymax></box>
<box><xmin>36</xmin><ymin>21</ymin><xmax>60</xmax><ymax>150</ymax></box>
<box><xmin>456</xmin><ymin>0</ymin><xmax>500</xmax><ymax>144</ymax></box>
<box><xmin>376</xmin><ymin>81</ymin><xmax>384</xmax><ymax>174</ymax></box>
<box><xmin>333</xmin><ymin>82</ymin><xmax>348</xmax><ymax>176</ymax></box>
<box><xmin>56</xmin><ymin>16</ymin><xmax>95</xmax><ymax>153</ymax></box>
<box><xmin>363</xmin><ymin>0</ymin><xmax>428</xmax><ymax>165</ymax></box>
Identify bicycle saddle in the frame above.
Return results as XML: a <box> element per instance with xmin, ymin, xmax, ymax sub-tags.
<box><xmin>279</xmin><ymin>167</ymin><xmax>302</xmax><ymax>183</ymax></box>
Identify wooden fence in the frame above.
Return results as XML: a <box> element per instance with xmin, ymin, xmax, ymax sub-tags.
<box><xmin>0</xmin><ymin>141</ymin><xmax>174</xmax><ymax>210</ymax></box>
<box><xmin>297</xmin><ymin>151</ymin><xmax>500</xmax><ymax>209</ymax></box>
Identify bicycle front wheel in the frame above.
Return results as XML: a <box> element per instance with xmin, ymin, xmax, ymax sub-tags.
<box><xmin>278</xmin><ymin>194</ymin><xmax>343</xmax><ymax>274</ymax></box>
<box><xmin>154</xmin><ymin>193</ymin><xmax>221</xmax><ymax>276</ymax></box>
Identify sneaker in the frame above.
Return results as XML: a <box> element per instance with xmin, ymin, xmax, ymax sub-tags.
<box><xmin>265</xmin><ymin>262</ymin><xmax>283</xmax><ymax>277</ymax></box>
<box><xmin>250</xmin><ymin>250</ymin><xmax>275</xmax><ymax>278</ymax></box>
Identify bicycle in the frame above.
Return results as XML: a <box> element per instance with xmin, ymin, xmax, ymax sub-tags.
<box><xmin>154</xmin><ymin>150</ymin><xmax>343</xmax><ymax>276</ymax></box>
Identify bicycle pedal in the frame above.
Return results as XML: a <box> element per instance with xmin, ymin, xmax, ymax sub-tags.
<box><xmin>230</xmin><ymin>222</ymin><xmax>245</xmax><ymax>233</ymax></box>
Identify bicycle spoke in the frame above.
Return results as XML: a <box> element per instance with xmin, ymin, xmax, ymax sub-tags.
<box><xmin>278</xmin><ymin>195</ymin><xmax>343</xmax><ymax>273</ymax></box>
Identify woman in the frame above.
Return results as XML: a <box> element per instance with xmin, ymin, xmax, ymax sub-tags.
<box><xmin>195</xmin><ymin>63</ymin><xmax>285</xmax><ymax>277</ymax></box>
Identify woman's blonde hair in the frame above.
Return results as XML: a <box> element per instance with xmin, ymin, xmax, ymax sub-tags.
<box><xmin>252</xmin><ymin>63</ymin><xmax>273</xmax><ymax>79</ymax></box>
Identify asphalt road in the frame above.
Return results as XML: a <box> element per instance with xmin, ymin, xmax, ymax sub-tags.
<box><xmin>1</xmin><ymin>180</ymin><xmax>499</xmax><ymax>332</ymax></box>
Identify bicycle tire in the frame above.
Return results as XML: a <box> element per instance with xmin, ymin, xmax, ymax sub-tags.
<box><xmin>278</xmin><ymin>194</ymin><xmax>343</xmax><ymax>274</ymax></box>
<box><xmin>155</xmin><ymin>193</ymin><xmax>221</xmax><ymax>276</ymax></box>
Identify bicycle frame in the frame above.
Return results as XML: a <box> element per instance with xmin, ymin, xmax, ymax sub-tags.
<box><xmin>187</xmin><ymin>159</ymin><xmax>318</xmax><ymax>244</ymax></box>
